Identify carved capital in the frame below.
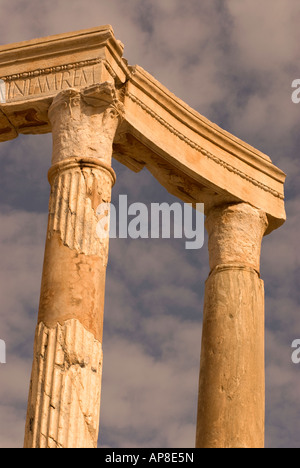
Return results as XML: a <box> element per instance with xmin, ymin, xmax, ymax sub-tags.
<box><xmin>205</xmin><ymin>203</ymin><xmax>268</xmax><ymax>274</ymax></box>
<box><xmin>48</xmin><ymin>82</ymin><xmax>124</xmax><ymax>165</ymax></box>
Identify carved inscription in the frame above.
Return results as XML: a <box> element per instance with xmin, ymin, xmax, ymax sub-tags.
<box><xmin>5</xmin><ymin>66</ymin><xmax>96</xmax><ymax>102</ymax></box>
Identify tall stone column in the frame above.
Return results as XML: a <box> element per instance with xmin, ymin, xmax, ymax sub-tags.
<box><xmin>196</xmin><ymin>202</ymin><xmax>269</xmax><ymax>448</ymax></box>
<box><xmin>24</xmin><ymin>83</ymin><xmax>123</xmax><ymax>448</ymax></box>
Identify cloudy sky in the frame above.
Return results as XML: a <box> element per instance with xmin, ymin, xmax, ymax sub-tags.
<box><xmin>0</xmin><ymin>0</ymin><xmax>299</xmax><ymax>448</ymax></box>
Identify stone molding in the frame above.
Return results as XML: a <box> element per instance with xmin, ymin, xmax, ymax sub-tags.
<box><xmin>126</xmin><ymin>91</ymin><xmax>284</xmax><ymax>201</ymax></box>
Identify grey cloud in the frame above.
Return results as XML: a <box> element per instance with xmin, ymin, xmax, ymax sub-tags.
<box><xmin>100</xmin><ymin>320</ymin><xmax>201</xmax><ymax>448</ymax></box>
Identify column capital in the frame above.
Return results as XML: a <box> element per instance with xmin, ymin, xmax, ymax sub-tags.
<box><xmin>205</xmin><ymin>202</ymin><xmax>268</xmax><ymax>274</ymax></box>
<box><xmin>48</xmin><ymin>82</ymin><xmax>124</xmax><ymax>165</ymax></box>
<box><xmin>48</xmin><ymin>81</ymin><xmax>123</xmax><ymax>113</ymax></box>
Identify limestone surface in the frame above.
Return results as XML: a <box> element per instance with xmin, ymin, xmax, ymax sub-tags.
<box><xmin>24</xmin><ymin>83</ymin><xmax>122</xmax><ymax>448</ymax></box>
<box><xmin>24</xmin><ymin>319</ymin><xmax>102</xmax><ymax>448</ymax></box>
<box><xmin>196</xmin><ymin>202</ymin><xmax>268</xmax><ymax>448</ymax></box>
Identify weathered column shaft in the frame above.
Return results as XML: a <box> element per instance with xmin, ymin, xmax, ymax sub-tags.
<box><xmin>24</xmin><ymin>83</ymin><xmax>122</xmax><ymax>448</ymax></box>
<box><xmin>196</xmin><ymin>203</ymin><xmax>268</xmax><ymax>448</ymax></box>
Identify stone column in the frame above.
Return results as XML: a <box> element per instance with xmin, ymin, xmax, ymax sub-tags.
<box><xmin>196</xmin><ymin>202</ymin><xmax>269</xmax><ymax>448</ymax></box>
<box><xmin>24</xmin><ymin>83</ymin><xmax>123</xmax><ymax>448</ymax></box>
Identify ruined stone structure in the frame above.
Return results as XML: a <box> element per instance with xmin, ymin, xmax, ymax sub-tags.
<box><xmin>0</xmin><ymin>26</ymin><xmax>286</xmax><ymax>448</ymax></box>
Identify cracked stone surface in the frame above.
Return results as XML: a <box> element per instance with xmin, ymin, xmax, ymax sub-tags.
<box><xmin>24</xmin><ymin>84</ymin><xmax>122</xmax><ymax>448</ymax></box>
<box><xmin>205</xmin><ymin>202</ymin><xmax>268</xmax><ymax>274</ymax></box>
<box><xmin>48</xmin><ymin>158</ymin><xmax>114</xmax><ymax>259</ymax></box>
<box><xmin>24</xmin><ymin>319</ymin><xmax>103</xmax><ymax>449</ymax></box>
<box><xmin>48</xmin><ymin>83</ymin><xmax>123</xmax><ymax>166</ymax></box>
<box><xmin>196</xmin><ymin>202</ymin><xmax>268</xmax><ymax>448</ymax></box>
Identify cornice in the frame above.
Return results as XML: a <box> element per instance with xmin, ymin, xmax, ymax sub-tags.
<box><xmin>128</xmin><ymin>66</ymin><xmax>286</xmax><ymax>186</ymax></box>
<box><xmin>126</xmin><ymin>91</ymin><xmax>284</xmax><ymax>201</ymax></box>
<box><xmin>0</xmin><ymin>26</ymin><xmax>122</xmax><ymax>67</ymax></box>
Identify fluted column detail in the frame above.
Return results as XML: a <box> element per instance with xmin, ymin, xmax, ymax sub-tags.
<box><xmin>24</xmin><ymin>319</ymin><xmax>102</xmax><ymax>448</ymax></box>
<box><xmin>48</xmin><ymin>158</ymin><xmax>115</xmax><ymax>258</ymax></box>
<box><xmin>24</xmin><ymin>82</ymin><xmax>122</xmax><ymax>448</ymax></box>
